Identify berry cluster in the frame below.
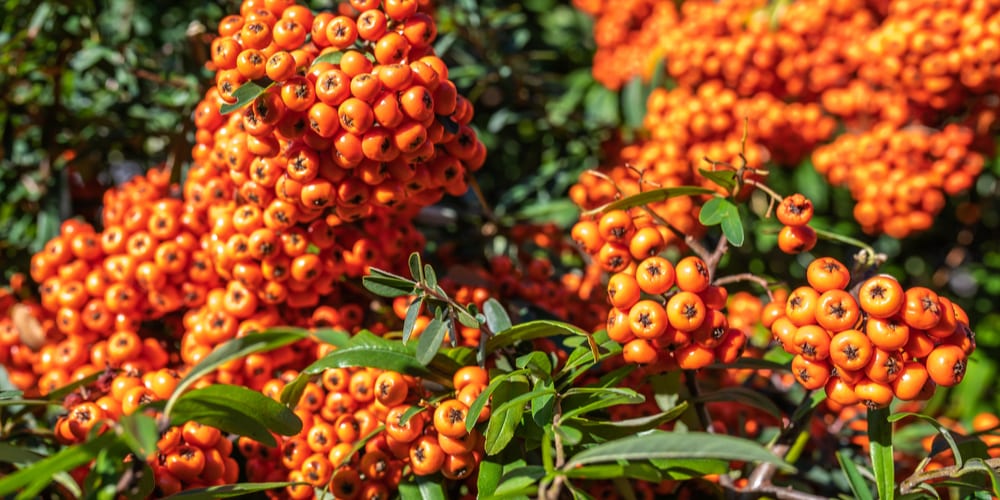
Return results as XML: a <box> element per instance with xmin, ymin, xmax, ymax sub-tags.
<box><xmin>768</xmin><ymin>256</ymin><xmax>975</xmax><ymax>409</ymax></box>
<box><xmin>574</xmin><ymin>0</ymin><xmax>999</xmax><ymax>235</ymax></box>
<box><xmin>240</xmin><ymin>366</ymin><xmax>490</xmax><ymax>499</ymax></box>
<box><xmin>196</xmin><ymin>0</ymin><xmax>485</xmax><ymax>229</ymax></box>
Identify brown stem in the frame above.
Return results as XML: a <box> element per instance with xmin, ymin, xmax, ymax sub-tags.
<box><xmin>712</xmin><ymin>273</ymin><xmax>775</xmax><ymax>302</ymax></box>
<box><xmin>900</xmin><ymin>457</ymin><xmax>1000</xmax><ymax>494</ymax></box>
<box><xmin>467</xmin><ymin>174</ymin><xmax>499</xmax><ymax>227</ymax></box>
<box><xmin>683</xmin><ymin>370</ymin><xmax>715</xmax><ymax>433</ymax></box>
<box><xmin>706</xmin><ymin>233</ymin><xmax>729</xmax><ymax>279</ymax></box>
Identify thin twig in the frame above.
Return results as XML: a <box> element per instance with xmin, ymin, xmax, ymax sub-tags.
<box><xmin>684</xmin><ymin>370</ymin><xmax>715</xmax><ymax>433</ymax></box>
<box><xmin>901</xmin><ymin>457</ymin><xmax>1000</xmax><ymax>494</ymax></box>
<box><xmin>713</xmin><ymin>273</ymin><xmax>776</xmax><ymax>302</ymax></box>
<box><xmin>467</xmin><ymin>174</ymin><xmax>499</xmax><ymax>227</ymax></box>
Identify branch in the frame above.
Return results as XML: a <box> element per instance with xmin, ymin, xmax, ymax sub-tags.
<box><xmin>900</xmin><ymin>457</ymin><xmax>1000</xmax><ymax>494</ymax></box>
<box><xmin>713</xmin><ymin>273</ymin><xmax>775</xmax><ymax>302</ymax></box>
<box><xmin>684</xmin><ymin>370</ymin><xmax>715</xmax><ymax>433</ymax></box>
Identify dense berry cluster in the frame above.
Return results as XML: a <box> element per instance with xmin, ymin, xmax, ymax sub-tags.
<box><xmin>575</xmin><ymin>0</ymin><xmax>999</xmax><ymax>235</ymax></box>
<box><xmin>767</xmin><ymin>256</ymin><xmax>975</xmax><ymax>409</ymax></box>
<box><xmin>239</xmin><ymin>366</ymin><xmax>490</xmax><ymax>499</ymax></box>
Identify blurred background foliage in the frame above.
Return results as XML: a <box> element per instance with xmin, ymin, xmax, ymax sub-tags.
<box><xmin>2</xmin><ymin>0</ymin><xmax>1000</xmax><ymax>420</ymax></box>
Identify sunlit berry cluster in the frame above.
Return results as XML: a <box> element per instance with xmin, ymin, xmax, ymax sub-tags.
<box><xmin>768</xmin><ymin>256</ymin><xmax>975</xmax><ymax>409</ymax></box>
<box><xmin>240</xmin><ymin>366</ymin><xmax>490</xmax><ymax>499</ymax></box>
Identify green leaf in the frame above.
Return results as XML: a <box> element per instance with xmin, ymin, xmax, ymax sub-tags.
<box><xmin>837</xmin><ymin>450</ymin><xmax>875</xmax><ymax>500</ymax></box>
<box><xmin>361</xmin><ymin>275</ymin><xmax>417</xmax><ymax>298</ymax></box>
<box><xmin>477</xmin><ymin>459</ymin><xmax>503</xmax><ymax>496</ymax></box>
<box><xmin>398</xmin><ymin>476</ymin><xmax>447</xmax><ymax>500</ymax></box>
<box><xmin>402</xmin><ymin>297</ymin><xmax>423</xmax><ymax>344</ymax></box>
<box><xmin>47</xmin><ymin>371</ymin><xmax>104</xmax><ymax>401</ymax></box>
<box><xmin>164</xmin><ymin>329</ymin><xmax>306</xmax><ymax>419</ymax></box>
<box><xmin>309</xmin><ymin>329</ymin><xmax>351</xmax><ymax>348</ymax></box>
<box><xmin>293</xmin><ymin>332</ymin><xmax>452</xmax><ymax>387</ymax></box>
<box><xmin>437</xmin><ymin>114</ymin><xmax>460</xmax><ymax>134</ymax></box>
<box><xmin>163</xmin><ymin>482</ymin><xmax>297</xmax><ymax>499</ymax></box>
<box><xmin>0</xmin><ymin>432</ymin><xmax>119</xmax><ymax>499</ymax></box>
<box><xmin>483</xmin><ymin>298</ymin><xmax>513</xmax><ymax>333</ymax></box>
<box><xmin>699</xmin><ymin>197</ymin><xmax>727</xmax><ymax>225</ymax></box>
<box><xmin>648</xmin><ymin>458</ymin><xmax>730</xmax><ymax>480</ymax></box>
<box><xmin>868</xmin><ymin>407</ymin><xmax>895</xmax><ymax>500</ymax></box>
<box><xmin>482</xmin><ymin>465</ymin><xmax>545</xmax><ymax>500</ymax></box>
<box><xmin>408</xmin><ymin>252</ymin><xmax>423</xmax><ymax>281</ymax></box>
<box><xmin>484</xmin><ymin>378</ymin><xmax>530</xmax><ymax>455</ymax></box>
<box><xmin>959</xmin><ymin>458</ymin><xmax>1000</xmax><ymax>498</ymax></box>
<box><xmin>573</xmin><ymin>402</ymin><xmax>690</xmax><ymax>439</ymax></box>
<box><xmin>278</xmin><ymin>371</ymin><xmax>313</xmax><ymax>408</ymax></box>
<box><xmin>889</xmin><ymin>412</ymin><xmax>989</xmax><ymax>467</ymax></box>
<box><xmin>562</xmin><ymin>462</ymin><xmax>662</xmax><ymax>482</ymax></box>
<box><xmin>169</xmin><ymin>385</ymin><xmax>302</xmax><ymax>447</ymax></box>
<box><xmin>423</xmin><ymin>264</ymin><xmax>438</xmax><ymax>289</ymax></box>
<box><xmin>485</xmin><ymin>320</ymin><xmax>592</xmax><ymax>353</ymax></box>
<box><xmin>311</xmin><ymin>50</ymin><xmax>344</xmax><ymax>66</ymax></box>
<box><xmin>720</xmin><ymin>203</ymin><xmax>745</xmax><ymax>247</ymax></box>
<box><xmin>692</xmin><ymin>387</ymin><xmax>783</xmax><ymax>420</ymax></box>
<box><xmin>117</xmin><ymin>413</ymin><xmax>160</xmax><ymax>459</ymax></box>
<box><xmin>219</xmin><ymin>80</ymin><xmax>274</xmax><ymax>115</ymax></box>
<box><xmin>620</xmin><ymin>76</ymin><xmax>647</xmax><ymax>129</ymax></box>
<box><xmin>563</xmin><ymin>431</ymin><xmax>794</xmax><ymax>472</ymax></box>
<box><xmin>698</xmin><ymin>168</ymin><xmax>737</xmax><ymax>191</ymax></box>
<box><xmin>0</xmin><ymin>442</ymin><xmax>45</xmax><ymax>464</ymax></box>
<box><xmin>560</xmin><ymin>387</ymin><xmax>644</xmax><ymax>421</ymax></box>
<box><xmin>466</xmin><ymin>369</ymin><xmax>529</xmax><ymax>433</ymax></box>
<box><xmin>594</xmin><ymin>187</ymin><xmax>715</xmax><ymax>214</ymax></box>
<box><xmin>415</xmin><ymin>317</ymin><xmax>448</xmax><ymax>366</ymax></box>
<box><xmin>698</xmin><ymin>197</ymin><xmax>744</xmax><ymax>246</ymax></box>
<box><xmin>0</xmin><ymin>390</ymin><xmax>24</xmax><ymax>400</ymax></box>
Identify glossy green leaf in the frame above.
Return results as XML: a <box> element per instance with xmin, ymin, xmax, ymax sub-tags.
<box><xmin>219</xmin><ymin>79</ymin><xmax>274</xmax><ymax>115</ymax></box>
<box><xmin>292</xmin><ymin>332</ymin><xmax>453</xmax><ymax>387</ymax></box>
<box><xmin>398</xmin><ymin>476</ymin><xmax>447</xmax><ymax>500</ymax></box>
<box><xmin>466</xmin><ymin>369</ymin><xmax>529</xmax><ymax>433</ymax></box>
<box><xmin>720</xmin><ymin>204</ymin><xmax>745</xmax><ymax>246</ymax></box>
<box><xmin>477</xmin><ymin>459</ymin><xmax>503</xmax><ymax>496</ymax></box>
<box><xmin>361</xmin><ymin>275</ymin><xmax>417</xmax><ymax>298</ymax></box>
<box><xmin>484</xmin><ymin>378</ymin><xmax>530</xmax><ymax>455</ymax></box>
<box><xmin>482</xmin><ymin>465</ymin><xmax>545</xmax><ymax>500</ymax></box>
<box><xmin>415</xmin><ymin>317</ymin><xmax>448</xmax><ymax>366</ymax></box>
<box><xmin>483</xmin><ymin>298</ymin><xmax>513</xmax><ymax>333</ymax></box>
<box><xmin>692</xmin><ymin>387</ymin><xmax>783</xmax><ymax>420</ymax></box>
<box><xmin>868</xmin><ymin>407</ymin><xmax>895</xmax><ymax>500</ymax></box>
<box><xmin>594</xmin><ymin>186</ymin><xmax>715</xmax><ymax>214</ymax></box>
<box><xmin>117</xmin><ymin>412</ymin><xmax>160</xmax><ymax>459</ymax></box>
<box><xmin>699</xmin><ymin>197</ymin><xmax>727</xmax><ymax>225</ymax></box>
<box><xmin>0</xmin><ymin>442</ymin><xmax>45</xmax><ymax>464</ymax></box>
<box><xmin>485</xmin><ymin>320</ymin><xmax>591</xmax><ymax>353</ymax></box>
<box><xmin>959</xmin><ymin>458</ymin><xmax>1000</xmax><ymax>498</ymax></box>
<box><xmin>47</xmin><ymin>371</ymin><xmax>104</xmax><ymax>401</ymax></box>
<box><xmin>402</xmin><ymin>297</ymin><xmax>423</xmax><ymax>344</ymax></box>
<box><xmin>0</xmin><ymin>390</ymin><xmax>23</xmax><ymax>400</ymax></box>
<box><xmin>621</xmin><ymin>75</ymin><xmax>646</xmax><ymax>129</ymax></box>
<box><xmin>164</xmin><ymin>329</ymin><xmax>306</xmax><ymax>419</ymax></box>
<box><xmin>408</xmin><ymin>252</ymin><xmax>423</xmax><ymax>281</ymax></box>
<box><xmin>698</xmin><ymin>197</ymin><xmax>744</xmax><ymax>246</ymax></box>
<box><xmin>564</xmin><ymin>431</ymin><xmax>793</xmax><ymax>471</ymax></box>
<box><xmin>648</xmin><ymin>458</ymin><xmax>730</xmax><ymax>480</ymax></box>
<box><xmin>422</xmin><ymin>264</ymin><xmax>438</xmax><ymax>289</ymax></box>
<box><xmin>0</xmin><ymin>432</ymin><xmax>118</xmax><ymax>499</ymax></box>
<box><xmin>169</xmin><ymin>384</ymin><xmax>302</xmax><ymax>447</ymax></box>
<box><xmin>560</xmin><ymin>387</ymin><xmax>644</xmax><ymax>421</ymax></box>
<box><xmin>837</xmin><ymin>450</ymin><xmax>874</xmax><ymax>500</ymax></box>
<box><xmin>562</xmin><ymin>462</ymin><xmax>661</xmax><ymax>482</ymax></box>
<box><xmin>163</xmin><ymin>482</ymin><xmax>298</xmax><ymax>499</ymax></box>
<box><xmin>572</xmin><ymin>402</ymin><xmax>689</xmax><ymax>439</ymax></box>
<box><xmin>698</xmin><ymin>168</ymin><xmax>737</xmax><ymax>191</ymax></box>
<box><xmin>311</xmin><ymin>50</ymin><xmax>343</xmax><ymax>66</ymax></box>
